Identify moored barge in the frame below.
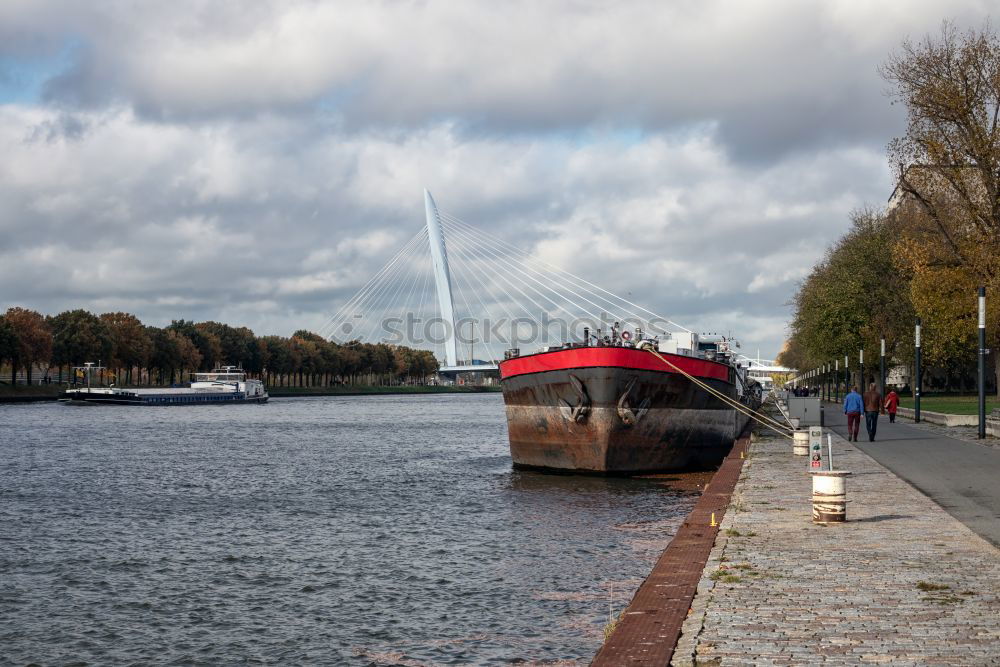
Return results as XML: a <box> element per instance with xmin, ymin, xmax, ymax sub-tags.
<box><xmin>499</xmin><ymin>329</ymin><xmax>760</xmax><ymax>473</ymax></box>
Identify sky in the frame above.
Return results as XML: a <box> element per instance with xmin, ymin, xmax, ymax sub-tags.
<box><xmin>1</xmin><ymin>0</ymin><xmax>996</xmax><ymax>360</ymax></box>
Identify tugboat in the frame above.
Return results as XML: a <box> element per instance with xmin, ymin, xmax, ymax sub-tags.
<box><xmin>498</xmin><ymin>326</ymin><xmax>761</xmax><ymax>473</ymax></box>
<box><xmin>59</xmin><ymin>364</ymin><xmax>268</xmax><ymax>405</ymax></box>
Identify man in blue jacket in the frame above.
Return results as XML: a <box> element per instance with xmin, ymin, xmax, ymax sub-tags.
<box><xmin>843</xmin><ymin>385</ymin><xmax>864</xmax><ymax>442</ymax></box>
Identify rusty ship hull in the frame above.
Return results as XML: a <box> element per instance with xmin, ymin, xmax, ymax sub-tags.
<box><xmin>499</xmin><ymin>347</ymin><xmax>751</xmax><ymax>474</ymax></box>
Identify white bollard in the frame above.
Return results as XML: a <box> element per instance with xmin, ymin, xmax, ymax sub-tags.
<box><xmin>811</xmin><ymin>470</ymin><xmax>851</xmax><ymax>523</ymax></box>
<box><xmin>793</xmin><ymin>430</ymin><xmax>809</xmax><ymax>456</ymax></box>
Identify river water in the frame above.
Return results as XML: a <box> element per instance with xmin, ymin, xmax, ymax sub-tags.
<box><xmin>0</xmin><ymin>393</ymin><xmax>700</xmax><ymax>665</ymax></box>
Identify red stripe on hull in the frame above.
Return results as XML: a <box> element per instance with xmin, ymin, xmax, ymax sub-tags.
<box><xmin>499</xmin><ymin>346</ymin><xmax>732</xmax><ymax>383</ymax></box>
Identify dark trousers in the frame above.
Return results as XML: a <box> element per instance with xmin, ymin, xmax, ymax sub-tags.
<box><xmin>847</xmin><ymin>411</ymin><xmax>861</xmax><ymax>440</ymax></box>
<box><xmin>888</xmin><ymin>411</ymin><xmax>896</xmax><ymax>423</ymax></box>
<box><xmin>865</xmin><ymin>411</ymin><xmax>879</xmax><ymax>440</ymax></box>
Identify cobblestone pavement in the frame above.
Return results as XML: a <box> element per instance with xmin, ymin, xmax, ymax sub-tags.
<box><xmin>672</xmin><ymin>431</ymin><xmax>1000</xmax><ymax>666</ymax></box>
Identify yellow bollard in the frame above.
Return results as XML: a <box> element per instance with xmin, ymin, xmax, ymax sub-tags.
<box><xmin>710</xmin><ymin>512</ymin><xmax>717</xmax><ymax>527</ymax></box>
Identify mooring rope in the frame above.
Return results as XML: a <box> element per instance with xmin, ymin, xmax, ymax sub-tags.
<box><xmin>642</xmin><ymin>346</ymin><xmax>795</xmax><ymax>439</ymax></box>
<box><xmin>770</xmin><ymin>391</ymin><xmax>795</xmax><ymax>430</ymax></box>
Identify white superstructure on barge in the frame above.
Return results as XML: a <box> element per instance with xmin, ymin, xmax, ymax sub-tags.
<box><xmin>60</xmin><ymin>366</ymin><xmax>268</xmax><ymax>405</ymax></box>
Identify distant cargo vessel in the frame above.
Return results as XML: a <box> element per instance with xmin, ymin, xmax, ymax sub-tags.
<box><xmin>499</xmin><ymin>328</ymin><xmax>761</xmax><ymax>474</ymax></box>
<box><xmin>60</xmin><ymin>366</ymin><xmax>268</xmax><ymax>405</ymax></box>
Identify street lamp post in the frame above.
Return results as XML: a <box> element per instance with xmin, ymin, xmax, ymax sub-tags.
<box><xmin>880</xmin><ymin>337</ymin><xmax>886</xmax><ymax>401</ymax></box>
<box><xmin>859</xmin><ymin>348</ymin><xmax>865</xmax><ymax>391</ymax></box>
<box><xmin>915</xmin><ymin>318</ymin><xmax>922</xmax><ymax>424</ymax></box>
<box><xmin>844</xmin><ymin>354</ymin><xmax>849</xmax><ymax>394</ymax></box>
<box><xmin>835</xmin><ymin>359</ymin><xmax>840</xmax><ymax>402</ymax></box>
<box><xmin>827</xmin><ymin>363</ymin><xmax>831</xmax><ymax>401</ymax></box>
<box><xmin>978</xmin><ymin>287</ymin><xmax>987</xmax><ymax>440</ymax></box>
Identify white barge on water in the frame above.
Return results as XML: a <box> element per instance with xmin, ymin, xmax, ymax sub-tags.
<box><xmin>59</xmin><ymin>365</ymin><xmax>268</xmax><ymax>405</ymax></box>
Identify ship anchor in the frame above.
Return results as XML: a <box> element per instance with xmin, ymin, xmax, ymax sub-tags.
<box><xmin>617</xmin><ymin>377</ymin><xmax>650</xmax><ymax>426</ymax></box>
<box><xmin>559</xmin><ymin>374</ymin><xmax>591</xmax><ymax>423</ymax></box>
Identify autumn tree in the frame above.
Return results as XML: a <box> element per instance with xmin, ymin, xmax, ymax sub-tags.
<box><xmin>48</xmin><ymin>310</ymin><xmax>114</xmax><ymax>384</ymax></box>
<box><xmin>172</xmin><ymin>331</ymin><xmax>203</xmax><ymax>382</ymax></box>
<box><xmin>319</xmin><ymin>340</ymin><xmax>342</xmax><ymax>385</ymax></box>
<box><xmin>146</xmin><ymin>327</ymin><xmax>206</xmax><ymax>384</ymax></box>
<box><xmin>147</xmin><ymin>326</ymin><xmax>181</xmax><ymax>385</ymax></box>
<box><xmin>196</xmin><ymin>321</ymin><xmax>258</xmax><ymax>370</ymax></box>
<box><xmin>0</xmin><ymin>316</ymin><xmax>17</xmax><ymax>380</ymax></box>
<box><xmin>260</xmin><ymin>336</ymin><xmax>292</xmax><ymax>386</ymax></box>
<box><xmin>287</xmin><ymin>334</ymin><xmax>318</xmax><ymax>386</ymax></box>
<box><xmin>786</xmin><ymin>209</ymin><xmax>914</xmax><ymax>385</ymax></box>
<box><xmin>0</xmin><ymin>305</ymin><xmax>446</xmax><ymax>389</ymax></box>
<box><xmin>4</xmin><ymin>307</ymin><xmax>53</xmax><ymax>385</ymax></box>
<box><xmin>775</xmin><ymin>338</ymin><xmax>810</xmax><ymax>373</ymax></box>
<box><xmin>101</xmin><ymin>312</ymin><xmax>152</xmax><ymax>384</ymax></box>
<box><xmin>883</xmin><ymin>21</ymin><xmax>1000</xmax><ymax>390</ymax></box>
<box><xmin>167</xmin><ymin>320</ymin><xmax>220</xmax><ymax>370</ymax></box>
<box><xmin>252</xmin><ymin>337</ymin><xmax>270</xmax><ymax>378</ymax></box>
<box><xmin>339</xmin><ymin>342</ymin><xmax>363</xmax><ymax>383</ymax></box>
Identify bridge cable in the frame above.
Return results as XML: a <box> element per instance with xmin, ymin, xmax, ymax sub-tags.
<box><xmin>448</xmin><ymin>243</ymin><xmax>497</xmax><ymax>364</ymax></box>
<box><xmin>320</xmin><ymin>227</ymin><xmax>428</xmax><ymax>340</ymax></box>
<box><xmin>442</xmin><ymin>231</ymin><xmax>530</xmax><ymax>361</ymax></box>
<box><xmin>440</xmin><ymin>213</ymin><xmax>636</xmax><ymax>324</ymax></box>
<box><xmin>441</xmin><ymin>218</ymin><xmax>612</xmax><ymax>323</ymax></box>
<box><xmin>356</xmin><ymin>231</ymin><xmax>431</xmax><ymax>344</ymax></box>
<box><xmin>441</xmin><ymin>218</ymin><xmax>612</xmax><ymax>324</ymax></box>
<box><xmin>441</xmin><ymin>211</ymin><xmax>675</xmax><ymax>326</ymax></box>
<box><xmin>318</xmin><ymin>226</ymin><xmax>427</xmax><ymax>340</ymax></box>
<box><xmin>440</xmin><ymin>211</ymin><xmax>691</xmax><ymax>333</ymax></box>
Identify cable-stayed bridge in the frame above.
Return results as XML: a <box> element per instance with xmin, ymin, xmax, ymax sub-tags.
<box><xmin>736</xmin><ymin>354</ymin><xmax>793</xmax><ymax>388</ymax></box>
<box><xmin>317</xmin><ymin>190</ymin><xmax>691</xmax><ymax>375</ymax></box>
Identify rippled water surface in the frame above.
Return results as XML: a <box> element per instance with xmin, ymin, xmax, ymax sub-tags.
<box><xmin>0</xmin><ymin>393</ymin><xmax>699</xmax><ymax>665</ymax></box>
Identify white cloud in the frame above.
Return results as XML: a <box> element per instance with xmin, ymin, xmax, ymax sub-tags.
<box><xmin>0</xmin><ymin>0</ymin><xmax>986</xmax><ymax>355</ymax></box>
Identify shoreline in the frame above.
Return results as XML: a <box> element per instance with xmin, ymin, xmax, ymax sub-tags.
<box><xmin>599</xmin><ymin>410</ymin><xmax>1000</xmax><ymax>663</ymax></box>
<box><xmin>0</xmin><ymin>384</ymin><xmax>502</xmax><ymax>404</ymax></box>
<box><xmin>269</xmin><ymin>385</ymin><xmax>501</xmax><ymax>398</ymax></box>
<box><xmin>593</xmin><ymin>431</ymin><xmax>752</xmax><ymax>665</ymax></box>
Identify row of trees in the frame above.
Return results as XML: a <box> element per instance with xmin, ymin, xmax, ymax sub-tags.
<box><xmin>780</xmin><ymin>23</ymin><xmax>1000</xmax><ymax>393</ymax></box>
<box><xmin>0</xmin><ymin>308</ymin><xmax>439</xmax><ymax>387</ymax></box>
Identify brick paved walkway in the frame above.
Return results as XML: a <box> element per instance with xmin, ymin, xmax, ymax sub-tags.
<box><xmin>672</xmin><ymin>430</ymin><xmax>1000</xmax><ymax>665</ymax></box>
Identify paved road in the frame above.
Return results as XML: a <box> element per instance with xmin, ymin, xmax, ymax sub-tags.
<box><xmin>823</xmin><ymin>402</ymin><xmax>1000</xmax><ymax>547</ymax></box>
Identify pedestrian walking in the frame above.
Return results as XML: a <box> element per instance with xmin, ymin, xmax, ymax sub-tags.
<box><xmin>863</xmin><ymin>382</ymin><xmax>883</xmax><ymax>442</ymax></box>
<box><xmin>843</xmin><ymin>385</ymin><xmax>864</xmax><ymax>442</ymax></box>
<box><xmin>884</xmin><ymin>388</ymin><xmax>899</xmax><ymax>424</ymax></box>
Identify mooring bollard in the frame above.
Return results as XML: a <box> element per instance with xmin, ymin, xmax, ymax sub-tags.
<box><xmin>793</xmin><ymin>430</ymin><xmax>809</xmax><ymax>456</ymax></box>
<box><xmin>811</xmin><ymin>470</ymin><xmax>851</xmax><ymax>523</ymax></box>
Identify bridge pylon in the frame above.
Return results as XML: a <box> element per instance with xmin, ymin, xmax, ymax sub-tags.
<box><xmin>424</xmin><ymin>189</ymin><xmax>459</xmax><ymax>368</ymax></box>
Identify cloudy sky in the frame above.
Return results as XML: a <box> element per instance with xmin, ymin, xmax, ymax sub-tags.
<box><xmin>1</xmin><ymin>0</ymin><xmax>995</xmax><ymax>359</ymax></box>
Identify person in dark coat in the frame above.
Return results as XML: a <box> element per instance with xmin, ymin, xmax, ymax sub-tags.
<box><xmin>863</xmin><ymin>382</ymin><xmax>883</xmax><ymax>441</ymax></box>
